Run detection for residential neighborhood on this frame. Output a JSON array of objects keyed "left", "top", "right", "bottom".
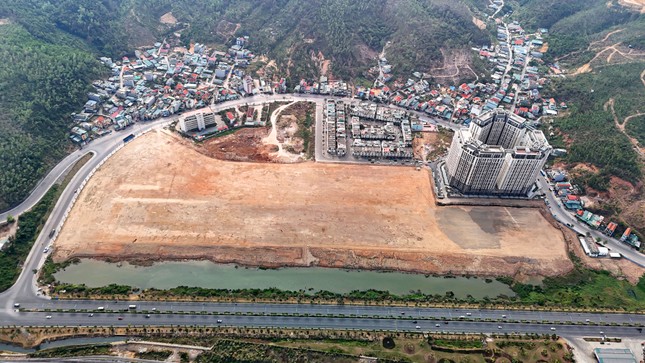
[{"left": 69, "top": 36, "right": 287, "bottom": 144}]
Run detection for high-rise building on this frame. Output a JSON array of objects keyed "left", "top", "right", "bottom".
[
  {"left": 178, "top": 109, "right": 217, "bottom": 132},
  {"left": 445, "top": 109, "right": 551, "bottom": 196}
]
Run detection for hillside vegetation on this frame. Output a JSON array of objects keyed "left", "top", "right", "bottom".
[
  {"left": 552, "top": 62, "right": 644, "bottom": 187},
  {"left": 131, "top": 0, "right": 492, "bottom": 79},
  {"left": 512, "top": 0, "right": 644, "bottom": 60},
  {"left": 0, "top": 23, "right": 102, "bottom": 211}
]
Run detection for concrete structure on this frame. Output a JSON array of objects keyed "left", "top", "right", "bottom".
[
  {"left": 445, "top": 109, "right": 551, "bottom": 196},
  {"left": 593, "top": 348, "right": 637, "bottom": 363},
  {"left": 178, "top": 109, "right": 216, "bottom": 132}
]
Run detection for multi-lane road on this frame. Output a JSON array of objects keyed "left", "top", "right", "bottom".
[{"left": 0, "top": 94, "right": 643, "bottom": 340}]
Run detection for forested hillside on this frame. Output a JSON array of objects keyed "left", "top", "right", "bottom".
[
  {"left": 551, "top": 63, "right": 643, "bottom": 187},
  {"left": 512, "top": 0, "right": 644, "bottom": 59},
  {"left": 126, "top": 0, "right": 492, "bottom": 79},
  {"left": 0, "top": 23, "right": 103, "bottom": 211}
]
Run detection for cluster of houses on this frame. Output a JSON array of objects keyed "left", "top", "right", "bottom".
[
  {"left": 294, "top": 76, "right": 349, "bottom": 96},
  {"left": 351, "top": 20, "right": 563, "bottom": 129},
  {"left": 548, "top": 170, "right": 641, "bottom": 249},
  {"left": 69, "top": 36, "right": 287, "bottom": 144},
  {"left": 324, "top": 99, "right": 415, "bottom": 160}
]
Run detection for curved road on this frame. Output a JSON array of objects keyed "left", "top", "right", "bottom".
[{"left": 0, "top": 94, "right": 643, "bottom": 339}]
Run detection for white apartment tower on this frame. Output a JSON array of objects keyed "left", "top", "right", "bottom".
[
  {"left": 445, "top": 109, "right": 551, "bottom": 196},
  {"left": 178, "top": 109, "right": 217, "bottom": 132}
]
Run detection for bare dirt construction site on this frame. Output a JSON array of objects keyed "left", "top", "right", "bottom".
[
  {"left": 53, "top": 130, "right": 572, "bottom": 277},
  {"left": 190, "top": 127, "right": 279, "bottom": 163}
]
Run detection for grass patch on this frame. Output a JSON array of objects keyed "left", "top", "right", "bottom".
[
  {"left": 509, "top": 264, "right": 645, "bottom": 310},
  {"left": 136, "top": 349, "right": 173, "bottom": 361},
  {"left": 28, "top": 344, "right": 112, "bottom": 358},
  {"left": 432, "top": 339, "right": 483, "bottom": 349},
  {"left": 195, "top": 339, "right": 359, "bottom": 363}
]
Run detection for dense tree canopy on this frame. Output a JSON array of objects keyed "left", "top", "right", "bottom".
[{"left": 0, "top": 24, "right": 102, "bottom": 210}]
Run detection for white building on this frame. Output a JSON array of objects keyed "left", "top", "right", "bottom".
[
  {"left": 178, "top": 109, "right": 217, "bottom": 132},
  {"left": 445, "top": 109, "right": 551, "bottom": 196}
]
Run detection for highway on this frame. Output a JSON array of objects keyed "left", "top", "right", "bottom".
[
  {"left": 3, "top": 311, "right": 643, "bottom": 337},
  {"left": 0, "top": 93, "right": 643, "bottom": 340},
  {"left": 8, "top": 300, "right": 645, "bottom": 326}
]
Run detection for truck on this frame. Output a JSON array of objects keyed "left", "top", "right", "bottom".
[{"left": 123, "top": 134, "right": 135, "bottom": 143}]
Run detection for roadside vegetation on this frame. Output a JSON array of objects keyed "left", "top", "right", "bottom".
[
  {"left": 28, "top": 344, "right": 112, "bottom": 358},
  {"left": 502, "top": 264, "right": 645, "bottom": 311},
  {"left": 136, "top": 349, "right": 173, "bottom": 361},
  {"left": 0, "top": 153, "right": 92, "bottom": 292},
  {"left": 0, "top": 185, "right": 58, "bottom": 292}
]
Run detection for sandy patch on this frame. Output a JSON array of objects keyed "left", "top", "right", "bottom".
[
  {"left": 472, "top": 17, "right": 486, "bottom": 30},
  {"left": 53, "top": 131, "right": 571, "bottom": 277},
  {"left": 618, "top": 0, "right": 645, "bottom": 13},
  {"left": 159, "top": 12, "right": 177, "bottom": 25}
]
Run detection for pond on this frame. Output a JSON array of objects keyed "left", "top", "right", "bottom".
[{"left": 55, "top": 260, "right": 515, "bottom": 299}]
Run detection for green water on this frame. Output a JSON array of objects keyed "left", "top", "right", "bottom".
[{"left": 54, "top": 260, "right": 514, "bottom": 299}]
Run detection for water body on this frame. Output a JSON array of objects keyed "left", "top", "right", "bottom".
[
  {"left": 0, "top": 336, "right": 127, "bottom": 353},
  {"left": 55, "top": 260, "right": 514, "bottom": 299}
]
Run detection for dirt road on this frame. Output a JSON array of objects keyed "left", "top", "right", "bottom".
[{"left": 53, "top": 131, "right": 571, "bottom": 277}]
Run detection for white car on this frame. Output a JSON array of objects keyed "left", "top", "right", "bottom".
[
  {"left": 435, "top": 324, "right": 441, "bottom": 327},
  {"left": 497, "top": 325, "right": 502, "bottom": 329},
  {"left": 46, "top": 315, "right": 52, "bottom": 319},
  {"left": 43, "top": 248, "right": 49, "bottom": 253},
  {"left": 550, "top": 327, "right": 556, "bottom": 331},
  {"left": 217, "top": 319, "right": 223, "bottom": 323},
  {"left": 415, "top": 325, "right": 421, "bottom": 329}
]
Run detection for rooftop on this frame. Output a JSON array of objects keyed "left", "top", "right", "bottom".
[{"left": 594, "top": 348, "right": 637, "bottom": 363}]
